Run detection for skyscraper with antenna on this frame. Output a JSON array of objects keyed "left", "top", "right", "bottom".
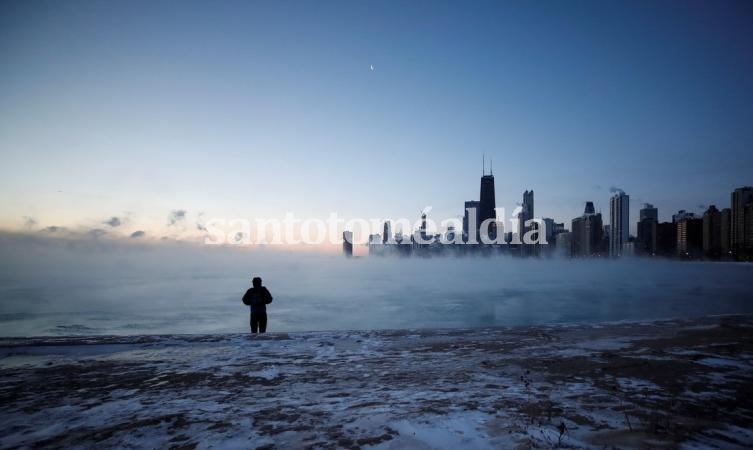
[{"left": 478, "top": 154, "right": 497, "bottom": 242}]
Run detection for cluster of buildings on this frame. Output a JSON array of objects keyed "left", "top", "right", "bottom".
[
  {"left": 555, "top": 187, "right": 753, "bottom": 261},
  {"left": 346, "top": 166, "right": 753, "bottom": 261}
]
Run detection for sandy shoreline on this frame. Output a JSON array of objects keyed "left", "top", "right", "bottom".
[{"left": 1, "top": 316, "right": 753, "bottom": 449}]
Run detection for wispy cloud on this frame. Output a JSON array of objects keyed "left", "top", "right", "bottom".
[
  {"left": 609, "top": 186, "right": 624, "bottom": 194},
  {"left": 168, "top": 209, "right": 187, "bottom": 226},
  {"left": 40, "top": 226, "right": 66, "bottom": 233},
  {"left": 87, "top": 228, "right": 107, "bottom": 238},
  {"left": 103, "top": 216, "right": 122, "bottom": 227},
  {"left": 130, "top": 230, "right": 146, "bottom": 238},
  {"left": 22, "top": 216, "right": 37, "bottom": 230},
  {"left": 196, "top": 211, "right": 207, "bottom": 231}
]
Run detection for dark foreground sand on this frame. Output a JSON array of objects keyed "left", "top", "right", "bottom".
[{"left": 1, "top": 316, "right": 753, "bottom": 449}]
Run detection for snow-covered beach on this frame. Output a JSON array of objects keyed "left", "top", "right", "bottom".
[{"left": 2, "top": 315, "right": 753, "bottom": 449}]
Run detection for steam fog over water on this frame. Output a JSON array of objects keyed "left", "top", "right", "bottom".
[{"left": 1, "top": 237, "right": 752, "bottom": 337}]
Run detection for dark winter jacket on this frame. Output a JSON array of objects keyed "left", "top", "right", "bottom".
[{"left": 242, "top": 287, "right": 273, "bottom": 313}]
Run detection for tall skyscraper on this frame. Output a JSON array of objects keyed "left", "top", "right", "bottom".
[
  {"left": 656, "top": 222, "right": 676, "bottom": 257},
  {"left": 609, "top": 191, "right": 629, "bottom": 257},
  {"left": 519, "top": 190, "right": 534, "bottom": 256},
  {"left": 677, "top": 218, "right": 703, "bottom": 258},
  {"left": 571, "top": 201, "right": 603, "bottom": 257},
  {"left": 731, "top": 186, "right": 753, "bottom": 255},
  {"left": 746, "top": 203, "right": 753, "bottom": 258},
  {"left": 542, "top": 218, "right": 555, "bottom": 244},
  {"left": 463, "top": 200, "right": 480, "bottom": 243},
  {"left": 540, "top": 217, "right": 556, "bottom": 256},
  {"left": 382, "top": 221, "right": 391, "bottom": 244},
  {"left": 479, "top": 171, "right": 496, "bottom": 241},
  {"left": 720, "top": 208, "right": 732, "bottom": 256},
  {"left": 702, "top": 205, "right": 722, "bottom": 259},
  {"left": 640, "top": 203, "right": 658, "bottom": 222},
  {"left": 637, "top": 203, "right": 658, "bottom": 256},
  {"left": 414, "top": 211, "right": 430, "bottom": 250},
  {"left": 342, "top": 231, "right": 353, "bottom": 258}
]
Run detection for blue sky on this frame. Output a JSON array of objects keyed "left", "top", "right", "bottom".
[{"left": 1, "top": 0, "right": 752, "bottom": 241}]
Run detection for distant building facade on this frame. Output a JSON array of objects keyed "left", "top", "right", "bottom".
[
  {"left": 656, "top": 222, "right": 677, "bottom": 257},
  {"left": 555, "top": 231, "right": 572, "bottom": 258},
  {"left": 720, "top": 208, "right": 732, "bottom": 256},
  {"left": 746, "top": 202, "right": 753, "bottom": 260},
  {"left": 542, "top": 218, "right": 555, "bottom": 244},
  {"left": 609, "top": 192, "right": 629, "bottom": 257},
  {"left": 731, "top": 186, "right": 753, "bottom": 258},
  {"left": 571, "top": 201, "right": 603, "bottom": 257},
  {"left": 677, "top": 218, "right": 703, "bottom": 259},
  {"left": 343, "top": 231, "right": 353, "bottom": 257},
  {"left": 519, "top": 190, "right": 534, "bottom": 256},
  {"left": 382, "top": 221, "right": 392, "bottom": 244},
  {"left": 368, "top": 234, "right": 382, "bottom": 256},
  {"left": 702, "top": 205, "right": 722, "bottom": 259},
  {"left": 479, "top": 173, "right": 496, "bottom": 241},
  {"left": 636, "top": 203, "right": 658, "bottom": 256},
  {"left": 463, "top": 200, "right": 480, "bottom": 243}
]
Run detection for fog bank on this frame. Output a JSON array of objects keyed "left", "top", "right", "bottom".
[{"left": 1, "top": 234, "right": 752, "bottom": 336}]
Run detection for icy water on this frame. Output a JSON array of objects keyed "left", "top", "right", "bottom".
[{"left": 1, "top": 240, "right": 752, "bottom": 336}]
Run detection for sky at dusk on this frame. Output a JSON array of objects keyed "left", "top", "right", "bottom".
[{"left": 1, "top": 0, "right": 752, "bottom": 243}]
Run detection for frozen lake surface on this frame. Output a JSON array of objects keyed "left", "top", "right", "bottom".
[
  {"left": 1, "top": 239, "right": 752, "bottom": 336},
  {"left": 1, "top": 316, "right": 752, "bottom": 448}
]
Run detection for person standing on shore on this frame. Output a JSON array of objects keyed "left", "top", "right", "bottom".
[{"left": 242, "top": 276, "right": 273, "bottom": 333}]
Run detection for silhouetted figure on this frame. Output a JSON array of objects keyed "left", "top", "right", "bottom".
[{"left": 242, "top": 276, "right": 273, "bottom": 333}]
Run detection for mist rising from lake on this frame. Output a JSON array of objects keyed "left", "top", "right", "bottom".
[{"left": 1, "top": 236, "right": 752, "bottom": 337}]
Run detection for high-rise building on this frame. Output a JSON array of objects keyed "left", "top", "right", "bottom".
[
  {"left": 463, "top": 200, "right": 480, "bottom": 243},
  {"left": 702, "top": 205, "right": 722, "bottom": 259},
  {"left": 656, "top": 222, "right": 676, "bottom": 257},
  {"left": 342, "top": 231, "right": 353, "bottom": 257},
  {"left": 368, "top": 234, "right": 383, "bottom": 256},
  {"left": 720, "top": 208, "right": 732, "bottom": 256},
  {"left": 609, "top": 191, "right": 629, "bottom": 257},
  {"left": 746, "top": 202, "right": 753, "bottom": 259},
  {"left": 539, "top": 218, "right": 563, "bottom": 256},
  {"left": 556, "top": 231, "right": 571, "bottom": 257},
  {"left": 637, "top": 203, "right": 658, "bottom": 256},
  {"left": 636, "top": 220, "right": 657, "bottom": 256},
  {"left": 677, "top": 218, "right": 703, "bottom": 258},
  {"left": 731, "top": 186, "right": 753, "bottom": 255},
  {"left": 640, "top": 203, "right": 658, "bottom": 222},
  {"left": 542, "top": 218, "right": 555, "bottom": 244},
  {"left": 479, "top": 172, "right": 496, "bottom": 241},
  {"left": 414, "top": 211, "right": 430, "bottom": 250},
  {"left": 519, "top": 190, "right": 534, "bottom": 256},
  {"left": 571, "top": 202, "right": 603, "bottom": 257},
  {"left": 382, "top": 221, "right": 391, "bottom": 244}
]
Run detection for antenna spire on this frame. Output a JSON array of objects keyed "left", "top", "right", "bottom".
[
  {"left": 482, "top": 153, "right": 486, "bottom": 175},
  {"left": 490, "top": 157, "right": 493, "bottom": 175}
]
